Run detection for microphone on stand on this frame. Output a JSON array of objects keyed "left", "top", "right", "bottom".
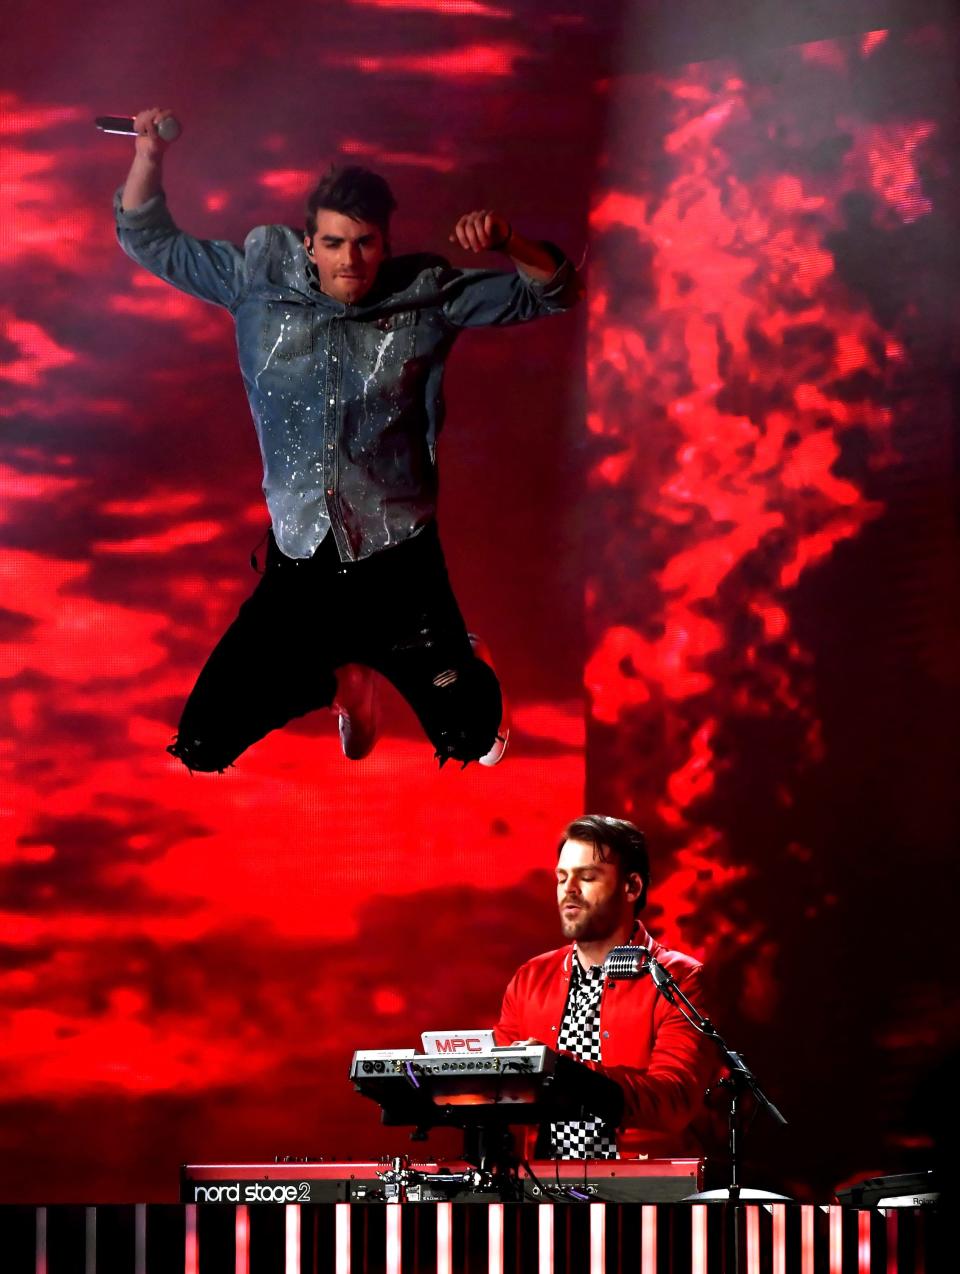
[
  {"left": 604, "top": 944, "right": 677, "bottom": 1002},
  {"left": 94, "top": 115, "right": 181, "bottom": 141},
  {"left": 603, "top": 945, "right": 651, "bottom": 979}
]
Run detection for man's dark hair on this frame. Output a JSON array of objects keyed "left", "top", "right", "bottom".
[
  {"left": 558, "top": 815, "right": 650, "bottom": 913},
  {"left": 305, "top": 166, "right": 398, "bottom": 242}
]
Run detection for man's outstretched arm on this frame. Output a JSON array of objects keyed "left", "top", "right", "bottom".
[{"left": 116, "top": 107, "right": 247, "bottom": 311}]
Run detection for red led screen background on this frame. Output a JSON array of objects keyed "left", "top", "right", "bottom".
[
  {"left": 1, "top": 0, "right": 958, "bottom": 1202},
  {"left": 586, "top": 20, "right": 960, "bottom": 1193}
]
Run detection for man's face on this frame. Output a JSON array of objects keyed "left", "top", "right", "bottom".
[
  {"left": 305, "top": 210, "right": 387, "bottom": 304},
  {"left": 555, "top": 838, "right": 639, "bottom": 944}
]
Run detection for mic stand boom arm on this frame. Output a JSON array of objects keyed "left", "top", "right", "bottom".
[
  {"left": 646, "top": 953, "right": 787, "bottom": 1126},
  {"left": 643, "top": 951, "right": 787, "bottom": 1200}
]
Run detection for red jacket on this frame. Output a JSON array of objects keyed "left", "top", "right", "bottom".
[{"left": 494, "top": 922, "right": 715, "bottom": 1157}]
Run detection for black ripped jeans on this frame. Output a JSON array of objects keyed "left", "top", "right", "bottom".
[{"left": 168, "top": 522, "right": 502, "bottom": 771}]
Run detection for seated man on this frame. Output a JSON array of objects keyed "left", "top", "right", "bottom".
[{"left": 495, "top": 814, "right": 715, "bottom": 1158}]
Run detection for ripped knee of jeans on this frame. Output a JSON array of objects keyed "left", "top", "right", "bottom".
[
  {"left": 166, "top": 734, "right": 237, "bottom": 774},
  {"left": 430, "top": 659, "right": 502, "bottom": 767}
]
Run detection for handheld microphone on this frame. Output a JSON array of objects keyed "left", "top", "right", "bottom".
[{"left": 94, "top": 115, "right": 181, "bottom": 142}]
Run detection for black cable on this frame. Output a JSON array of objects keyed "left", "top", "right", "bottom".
[
  {"left": 249, "top": 525, "right": 271, "bottom": 573},
  {"left": 521, "top": 1158, "right": 554, "bottom": 1201}
]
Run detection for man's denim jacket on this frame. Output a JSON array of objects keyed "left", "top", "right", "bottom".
[{"left": 115, "top": 191, "right": 581, "bottom": 562}]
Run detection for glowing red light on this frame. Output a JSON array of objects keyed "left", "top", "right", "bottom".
[
  {"left": 0, "top": 313, "right": 76, "bottom": 385},
  {"left": 349, "top": 0, "right": 511, "bottom": 15},
  {"left": 861, "top": 30, "right": 889, "bottom": 57},
  {"left": 336, "top": 42, "right": 527, "bottom": 79},
  {"left": 258, "top": 168, "right": 315, "bottom": 198}
]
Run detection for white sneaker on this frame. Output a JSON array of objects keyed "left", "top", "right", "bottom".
[
  {"left": 478, "top": 727, "right": 509, "bottom": 767},
  {"left": 331, "top": 664, "right": 380, "bottom": 760},
  {"left": 469, "top": 633, "right": 511, "bottom": 767}
]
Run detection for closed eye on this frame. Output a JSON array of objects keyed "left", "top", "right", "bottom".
[{"left": 320, "top": 235, "right": 379, "bottom": 249}]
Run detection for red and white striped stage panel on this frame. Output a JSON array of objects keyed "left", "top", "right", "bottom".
[{"left": 1, "top": 1201, "right": 937, "bottom": 1274}]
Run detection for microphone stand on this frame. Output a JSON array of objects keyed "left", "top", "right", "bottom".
[
  {"left": 636, "top": 950, "right": 790, "bottom": 1274},
  {"left": 640, "top": 951, "right": 789, "bottom": 1200}
]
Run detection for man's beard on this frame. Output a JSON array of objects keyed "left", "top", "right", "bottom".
[{"left": 559, "top": 897, "right": 621, "bottom": 943}]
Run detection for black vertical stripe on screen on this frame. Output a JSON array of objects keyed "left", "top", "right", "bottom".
[
  {"left": 196, "top": 1204, "right": 235, "bottom": 1274},
  {"left": 2, "top": 1207, "right": 38, "bottom": 1274},
  {"left": 145, "top": 1205, "right": 185, "bottom": 1274},
  {"left": 94, "top": 1205, "right": 136, "bottom": 1273},
  {"left": 248, "top": 1203, "right": 285, "bottom": 1274},
  {"left": 46, "top": 1205, "right": 86, "bottom": 1274}
]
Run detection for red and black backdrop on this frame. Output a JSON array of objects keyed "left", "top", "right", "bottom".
[{"left": 1, "top": 0, "right": 957, "bottom": 1201}]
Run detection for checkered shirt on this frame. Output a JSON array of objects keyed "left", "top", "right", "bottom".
[{"left": 549, "top": 953, "right": 618, "bottom": 1159}]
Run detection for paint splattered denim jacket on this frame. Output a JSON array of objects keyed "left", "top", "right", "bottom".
[{"left": 115, "top": 189, "right": 580, "bottom": 562}]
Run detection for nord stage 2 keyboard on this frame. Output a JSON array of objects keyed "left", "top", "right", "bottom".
[{"left": 180, "top": 1158, "right": 703, "bottom": 1204}]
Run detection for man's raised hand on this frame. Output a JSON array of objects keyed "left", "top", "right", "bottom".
[
  {"left": 132, "top": 107, "right": 180, "bottom": 161},
  {"left": 447, "top": 212, "right": 561, "bottom": 282},
  {"left": 449, "top": 210, "right": 512, "bottom": 254},
  {"left": 122, "top": 108, "right": 179, "bottom": 211}
]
